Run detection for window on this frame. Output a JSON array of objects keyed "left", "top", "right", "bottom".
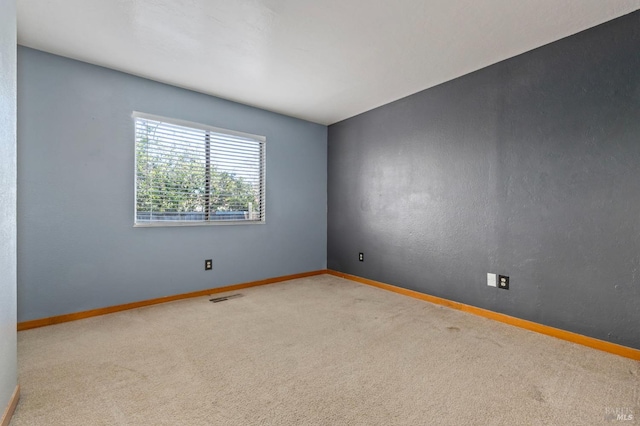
[{"left": 134, "top": 112, "right": 265, "bottom": 226}]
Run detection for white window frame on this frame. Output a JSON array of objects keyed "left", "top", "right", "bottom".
[{"left": 133, "top": 112, "right": 266, "bottom": 227}]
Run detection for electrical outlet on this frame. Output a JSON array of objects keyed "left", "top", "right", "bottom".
[
  {"left": 205, "top": 259, "right": 212, "bottom": 270},
  {"left": 358, "top": 253, "right": 364, "bottom": 262},
  {"left": 498, "top": 275, "right": 509, "bottom": 290}
]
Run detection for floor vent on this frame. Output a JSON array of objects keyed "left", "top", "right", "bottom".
[{"left": 209, "top": 294, "right": 243, "bottom": 303}]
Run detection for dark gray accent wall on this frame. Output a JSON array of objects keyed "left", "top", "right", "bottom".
[
  {"left": 328, "top": 11, "right": 640, "bottom": 349},
  {"left": 0, "top": 0, "right": 17, "bottom": 413},
  {"left": 18, "top": 47, "right": 327, "bottom": 322}
]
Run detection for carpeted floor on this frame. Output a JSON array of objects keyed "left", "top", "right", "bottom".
[{"left": 12, "top": 275, "right": 639, "bottom": 425}]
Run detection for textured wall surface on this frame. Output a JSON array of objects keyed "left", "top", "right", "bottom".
[
  {"left": 17, "top": 47, "right": 327, "bottom": 322},
  {"left": 0, "top": 0, "right": 18, "bottom": 413},
  {"left": 328, "top": 11, "right": 640, "bottom": 349}
]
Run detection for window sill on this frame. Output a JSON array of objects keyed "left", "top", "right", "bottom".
[{"left": 134, "top": 220, "right": 265, "bottom": 228}]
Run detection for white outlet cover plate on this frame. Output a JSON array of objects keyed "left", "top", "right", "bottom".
[{"left": 487, "top": 273, "right": 497, "bottom": 287}]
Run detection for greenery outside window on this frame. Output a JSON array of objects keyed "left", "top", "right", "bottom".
[{"left": 134, "top": 112, "right": 265, "bottom": 226}]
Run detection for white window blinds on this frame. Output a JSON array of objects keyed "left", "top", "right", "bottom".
[{"left": 134, "top": 112, "right": 265, "bottom": 225}]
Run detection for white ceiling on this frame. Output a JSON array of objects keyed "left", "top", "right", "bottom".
[{"left": 17, "top": 0, "right": 640, "bottom": 125}]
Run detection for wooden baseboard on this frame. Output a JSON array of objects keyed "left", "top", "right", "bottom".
[
  {"left": 327, "top": 270, "right": 640, "bottom": 361},
  {"left": 21, "top": 268, "right": 637, "bottom": 360},
  {"left": 0, "top": 385, "right": 19, "bottom": 426},
  {"left": 18, "top": 270, "right": 327, "bottom": 331}
]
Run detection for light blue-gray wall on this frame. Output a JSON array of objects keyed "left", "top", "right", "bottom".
[
  {"left": 0, "top": 0, "right": 18, "bottom": 414},
  {"left": 17, "top": 47, "right": 327, "bottom": 322}
]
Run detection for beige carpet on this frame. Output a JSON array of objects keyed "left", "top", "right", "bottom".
[{"left": 12, "top": 275, "right": 639, "bottom": 425}]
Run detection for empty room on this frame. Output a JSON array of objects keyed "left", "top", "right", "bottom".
[{"left": 2, "top": 1, "right": 640, "bottom": 425}]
